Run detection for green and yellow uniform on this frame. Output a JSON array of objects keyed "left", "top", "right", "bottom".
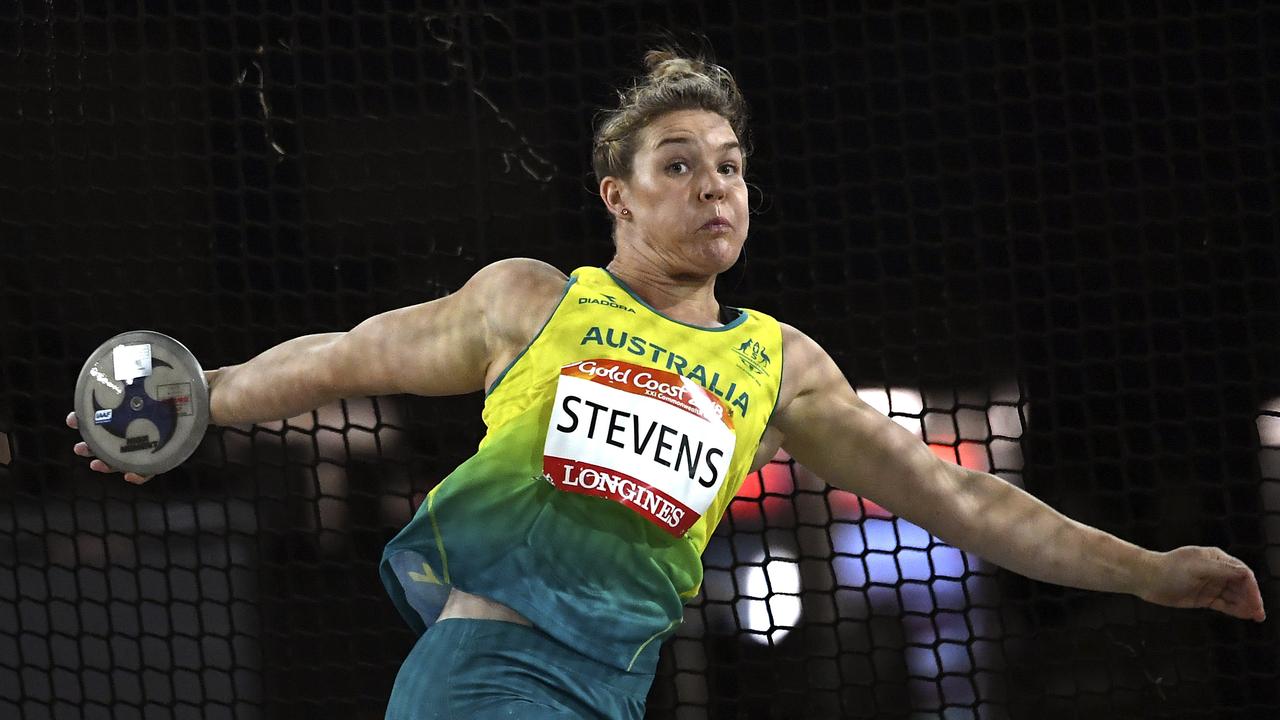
[{"left": 381, "top": 267, "right": 783, "bottom": 716}]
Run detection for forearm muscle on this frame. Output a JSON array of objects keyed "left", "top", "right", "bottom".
[
  {"left": 207, "top": 333, "right": 343, "bottom": 426},
  {"left": 923, "top": 467, "right": 1158, "bottom": 596}
]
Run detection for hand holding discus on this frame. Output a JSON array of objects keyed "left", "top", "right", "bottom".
[{"left": 69, "top": 331, "right": 211, "bottom": 484}]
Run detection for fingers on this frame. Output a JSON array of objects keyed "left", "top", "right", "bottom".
[
  {"left": 1228, "top": 569, "right": 1267, "bottom": 622},
  {"left": 87, "top": 460, "right": 149, "bottom": 484},
  {"left": 1206, "top": 558, "right": 1267, "bottom": 623},
  {"left": 76, "top": 443, "right": 115, "bottom": 473},
  {"left": 1207, "top": 595, "right": 1239, "bottom": 619},
  {"left": 1163, "top": 546, "right": 1268, "bottom": 623},
  {"left": 1216, "top": 554, "right": 1266, "bottom": 620},
  {"left": 71, "top": 411, "right": 154, "bottom": 485},
  {"left": 70, "top": 414, "right": 104, "bottom": 465},
  {"left": 1210, "top": 593, "right": 1266, "bottom": 623}
]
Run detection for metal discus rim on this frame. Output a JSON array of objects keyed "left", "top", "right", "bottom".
[{"left": 73, "top": 330, "right": 210, "bottom": 476}]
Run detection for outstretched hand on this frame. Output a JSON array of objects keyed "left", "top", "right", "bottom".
[
  {"left": 66, "top": 412, "right": 153, "bottom": 485},
  {"left": 1140, "top": 545, "right": 1266, "bottom": 622}
]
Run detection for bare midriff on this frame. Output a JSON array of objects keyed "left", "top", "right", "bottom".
[{"left": 437, "top": 587, "right": 532, "bottom": 626}]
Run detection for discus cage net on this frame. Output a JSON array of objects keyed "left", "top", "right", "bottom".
[{"left": 2, "top": 2, "right": 1279, "bottom": 719}]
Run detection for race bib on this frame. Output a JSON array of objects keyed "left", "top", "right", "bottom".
[{"left": 543, "top": 358, "right": 737, "bottom": 536}]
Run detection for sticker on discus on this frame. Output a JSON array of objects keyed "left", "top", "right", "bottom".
[
  {"left": 157, "top": 382, "right": 194, "bottom": 417},
  {"left": 112, "top": 343, "right": 153, "bottom": 384}
]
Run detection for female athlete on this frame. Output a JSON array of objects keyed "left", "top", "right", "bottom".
[{"left": 70, "top": 50, "right": 1265, "bottom": 719}]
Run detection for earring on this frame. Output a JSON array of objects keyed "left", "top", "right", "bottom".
[{"left": 620, "top": 208, "right": 630, "bottom": 216}]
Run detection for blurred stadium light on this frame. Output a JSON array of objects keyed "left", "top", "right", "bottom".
[{"left": 714, "top": 383, "right": 1028, "bottom": 717}]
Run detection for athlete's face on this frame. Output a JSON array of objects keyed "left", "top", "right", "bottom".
[{"left": 603, "top": 110, "right": 749, "bottom": 277}]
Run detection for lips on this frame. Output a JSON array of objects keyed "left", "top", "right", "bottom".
[{"left": 701, "top": 217, "right": 733, "bottom": 232}]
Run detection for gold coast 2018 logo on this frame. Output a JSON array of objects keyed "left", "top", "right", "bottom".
[{"left": 733, "top": 338, "right": 772, "bottom": 377}]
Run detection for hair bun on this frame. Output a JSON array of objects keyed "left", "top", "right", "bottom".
[{"left": 643, "top": 49, "right": 706, "bottom": 82}]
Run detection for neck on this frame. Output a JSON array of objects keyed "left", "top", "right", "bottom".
[{"left": 605, "top": 259, "right": 724, "bottom": 328}]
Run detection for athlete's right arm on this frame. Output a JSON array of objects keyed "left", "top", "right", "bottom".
[
  {"left": 69, "top": 258, "right": 568, "bottom": 480},
  {"left": 207, "top": 258, "right": 565, "bottom": 424}
]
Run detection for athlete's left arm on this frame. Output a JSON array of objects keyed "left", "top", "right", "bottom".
[{"left": 768, "top": 323, "right": 1265, "bottom": 622}]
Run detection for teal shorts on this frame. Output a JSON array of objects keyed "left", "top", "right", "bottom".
[{"left": 385, "top": 619, "right": 654, "bottom": 719}]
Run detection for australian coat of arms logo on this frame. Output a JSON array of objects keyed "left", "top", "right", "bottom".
[{"left": 733, "top": 338, "right": 772, "bottom": 378}]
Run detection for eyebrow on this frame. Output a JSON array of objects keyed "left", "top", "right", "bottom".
[{"left": 653, "top": 137, "right": 742, "bottom": 153}]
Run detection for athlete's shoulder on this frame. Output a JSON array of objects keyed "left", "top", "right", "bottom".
[
  {"left": 778, "top": 321, "right": 813, "bottom": 347},
  {"left": 463, "top": 258, "right": 571, "bottom": 357},
  {"left": 467, "top": 257, "right": 569, "bottom": 298},
  {"left": 778, "top": 321, "right": 833, "bottom": 369},
  {"left": 771, "top": 322, "right": 840, "bottom": 414}
]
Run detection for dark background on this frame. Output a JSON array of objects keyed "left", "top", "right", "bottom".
[{"left": 1, "top": 1, "right": 1277, "bottom": 718}]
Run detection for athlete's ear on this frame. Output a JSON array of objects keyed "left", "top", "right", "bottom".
[{"left": 600, "top": 177, "right": 629, "bottom": 221}]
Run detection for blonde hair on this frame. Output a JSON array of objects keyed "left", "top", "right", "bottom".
[{"left": 593, "top": 49, "right": 749, "bottom": 184}]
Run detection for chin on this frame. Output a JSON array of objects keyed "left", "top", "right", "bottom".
[{"left": 698, "top": 239, "right": 745, "bottom": 275}]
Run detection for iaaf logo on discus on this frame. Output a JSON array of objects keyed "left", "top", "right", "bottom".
[
  {"left": 733, "top": 338, "right": 772, "bottom": 376},
  {"left": 579, "top": 293, "right": 636, "bottom": 313}
]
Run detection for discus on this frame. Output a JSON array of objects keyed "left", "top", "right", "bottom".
[{"left": 73, "top": 331, "right": 210, "bottom": 477}]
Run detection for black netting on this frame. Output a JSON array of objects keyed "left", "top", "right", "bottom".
[{"left": 2, "top": 2, "right": 1278, "bottom": 718}]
